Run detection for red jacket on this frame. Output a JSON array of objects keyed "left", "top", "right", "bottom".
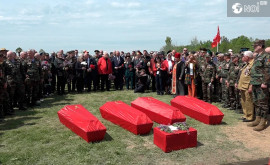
[
  {"left": 162, "top": 60, "right": 175, "bottom": 74},
  {"left": 98, "top": 57, "right": 112, "bottom": 74},
  {"left": 152, "top": 62, "right": 166, "bottom": 76}
]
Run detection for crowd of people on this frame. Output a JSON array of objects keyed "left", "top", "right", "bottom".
[{"left": 0, "top": 40, "right": 269, "bottom": 131}]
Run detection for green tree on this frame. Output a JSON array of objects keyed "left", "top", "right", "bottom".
[
  {"left": 219, "top": 36, "right": 230, "bottom": 53},
  {"left": 230, "top": 35, "right": 252, "bottom": 53},
  {"left": 161, "top": 36, "right": 174, "bottom": 53}
]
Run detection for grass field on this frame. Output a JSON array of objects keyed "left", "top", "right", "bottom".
[{"left": 0, "top": 90, "right": 269, "bottom": 165}]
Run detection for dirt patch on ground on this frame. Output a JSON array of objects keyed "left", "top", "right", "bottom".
[{"left": 223, "top": 117, "right": 270, "bottom": 154}]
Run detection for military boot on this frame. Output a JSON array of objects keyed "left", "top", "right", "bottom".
[
  {"left": 247, "top": 116, "right": 261, "bottom": 127},
  {"left": 253, "top": 118, "right": 268, "bottom": 131}
]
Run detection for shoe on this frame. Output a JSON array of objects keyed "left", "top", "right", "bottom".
[
  {"left": 253, "top": 118, "right": 267, "bottom": 131},
  {"left": 243, "top": 118, "right": 253, "bottom": 122},
  {"left": 247, "top": 116, "right": 261, "bottom": 127},
  {"left": 239, "top": 117, "right": 246, "bottom": 121}
]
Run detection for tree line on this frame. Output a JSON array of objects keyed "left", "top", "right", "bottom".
[{"left": 161, "top": 35, "right": 270, "bottom": 54}]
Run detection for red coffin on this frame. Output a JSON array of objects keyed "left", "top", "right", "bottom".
[
  {"left": 99, "top": 101, "right": 153, "bottom": 135},
  {"left": 58, "top": 104, "right": 106, "bottom": 143},
  {"left": 131, "top": 97, "right": 186, "bottom": 124},
  {"left": 154, "top": 127, "right": 197, "bottom": 153},
  {"left": 171, "top": 96, "right": 224, "bottom": 125}
]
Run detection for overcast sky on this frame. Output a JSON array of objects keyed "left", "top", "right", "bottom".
[{"left": 0, "top": 0, "right": 269, "bottom": 53}]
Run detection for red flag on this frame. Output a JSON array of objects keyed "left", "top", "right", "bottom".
[{"left": 211, "top": 26, "right": 220, "bottom": 48}]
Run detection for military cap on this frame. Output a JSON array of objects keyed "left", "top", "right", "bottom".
[
  {"left": 94, "top": 50, "right": 100, "bottom": 53},
  {"left": 253, "top": 40, "right": 265, "bottom": 47},
  {"left": 217, "top": 53, "right": 224, "bottom": 57},
  {"left": 0, "top": 48, "right": 8, "bottom": 52},
  {"left": 232, "top": 53, "right": 240, "bottom": 58}
]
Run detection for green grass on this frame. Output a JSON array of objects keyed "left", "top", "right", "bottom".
[{"left": 0, "top": 90, "right": 257, "bottom": 164}]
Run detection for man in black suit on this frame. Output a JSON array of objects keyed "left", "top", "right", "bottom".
[{"left": 112, "top": 51, "right": 124, "bottom": 90}]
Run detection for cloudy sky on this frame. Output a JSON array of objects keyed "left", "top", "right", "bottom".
[{"left": 0, "top": 0, "right": 269, "bottom": 53}]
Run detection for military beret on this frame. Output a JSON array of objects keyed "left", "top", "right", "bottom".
[{"left": 240, "top": 48, "right": 249, "bottom": 53}]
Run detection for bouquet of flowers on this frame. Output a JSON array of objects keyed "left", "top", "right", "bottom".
[{"left": 158, "top": 122, "right": 190, "bottom": 134}]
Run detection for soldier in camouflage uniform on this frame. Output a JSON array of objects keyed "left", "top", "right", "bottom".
[
  {"left": 25, "top": 50, "right": 42, "bottom": 106},
  {"left": 215, "top": 53, "right": 225, "bottom": 102},
  {"left": 227, "top": 54, "right": 241, "bottom": 111},
  {"left": 196, "top": 48, "right": 207, "bottom": 99},
  {"left": 220, "top": 53, "right": 231, "bottom": 108},
  {"left": 201, "top": 54, "right": 216, "bottom": 103},
  {"left": 248, "top": 40, "right": 270, "bottom": 131},
  {"left": 4, "top": 51, "right": 26, "bottom": 110}
]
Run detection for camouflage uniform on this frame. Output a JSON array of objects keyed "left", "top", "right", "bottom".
[
  {"left": 250, "top": 51, "right": 270, "bottom": 119},
  {"left": 215, "top": 60, "right": 224, "bottom": 102},
  {"left": 0, "top": 61, "right": 6, "bottom": 118},
  {"left": 25, "top": 58, "right": 42, "bottom": 106},
  {"left": 227, "top": 58, "right": 241, "bottom": 110},
  {"left": 4, "top": 59, "right": 26, "bottom": 110},
  {"left": 220, "top": 59, "right": 231, "bottom": 108},
  {"left": 201, "top": 56, "right": 216, "bottom": 103},
  {"left": 197, "top": 55, "right": 206, "bottom": 99}
]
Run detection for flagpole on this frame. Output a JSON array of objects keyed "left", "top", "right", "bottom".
[{"left": 217, "top": 41, "right": 219, "bottom": 52}]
